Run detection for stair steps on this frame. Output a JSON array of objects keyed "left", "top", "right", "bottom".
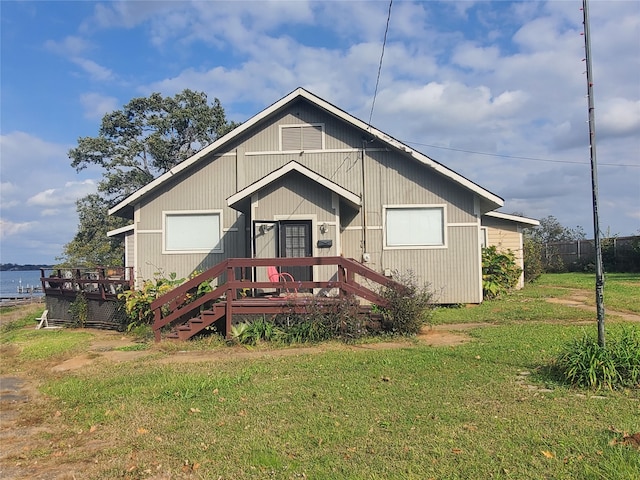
[{"left": 166, "top": 305, "right": 226, "bottom": 340}]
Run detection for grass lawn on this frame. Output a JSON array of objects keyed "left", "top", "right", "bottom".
[
  {"left": 1, "top": 274, "right": 638, "bottom": 479},
  {"left": 535, "top": 272, "right": 640, "bottom": 314}
]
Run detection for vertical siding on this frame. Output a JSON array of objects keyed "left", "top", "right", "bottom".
[
  {"left": 131, "top": 97, "right": 486, "bottom": 302},
  {"left": 125, "top": 232, "right": 134, "bottom": 269},
  {"left": 134, "top": 151, "right": 246, "bottom": 282},
  {"left": 482, "top": 217, "right": 525, "bottom": 288},
  {"left": 135, "top": 227, "right": 245, "bottom": 283}
]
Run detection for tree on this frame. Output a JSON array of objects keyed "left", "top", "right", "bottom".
[
  {"left": 524, "top": 215, "right": 587, "bottom": 274},
  {"left": 69, "top": 89, "right": 239, "bottom": 204},
  {"left": 58, "top": 195, "right": 128, "bottom": 266},
  {"left": 526, "top": 215, "right": 586, "bottom": 244},
  {"left": 60, "top": 90, "right": 239, "bottom": 266}
]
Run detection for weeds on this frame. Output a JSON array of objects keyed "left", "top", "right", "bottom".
[
  {"left": 555, "top": 327, "right": 640, "bottom": 390},
  {"left": 378, "top": 270, "right": 434, "bottom": 335}
]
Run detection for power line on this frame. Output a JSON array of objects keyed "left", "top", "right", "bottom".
[
  {"left": 402, "top": 139, "right": 639, "bottom": 168},
  {"left": 368, "top": 0, "right": 393, "bottom": 129}
]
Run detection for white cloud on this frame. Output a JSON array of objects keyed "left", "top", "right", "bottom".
[
  {"left": 27, "top": 180, "right": 97, "bottom": 208},
  {"left": 598, "top": 98, "right": 640, "bottom": 138},
  {"left": 80, "top": 92, "right": 120, "bottom": 120},
  {"left": 0, "top": 218, "right": 35, "bottom": 239},
  {"left": 44, "top": 35, "right": 92, "bottom": 57},
  {"left": 71, "top": 57, "right": 115, "bottom": 82}
]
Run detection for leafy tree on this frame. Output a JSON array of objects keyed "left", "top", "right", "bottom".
[
  {"left": 58, "top": 195, "right": 128, "bottom": 267},
  {"left": 69, "top": 89, "right": 239, "bottom": 204},
  {"left": 524, "top": 215, "right": 587, "bottom": 274},
  {"left": 60, "top": 90, "right": 239, "bottom": 266},
  {"left": 526, "top": 215, "right": 586, "bottom": 244}
]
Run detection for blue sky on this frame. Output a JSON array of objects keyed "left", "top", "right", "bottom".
[{"left": 1, "top": 0, "right": 639, "bottom": 265}]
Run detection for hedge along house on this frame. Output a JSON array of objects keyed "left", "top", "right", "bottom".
[{"left": 109, "top": 88, "right": 527, "bottom": 304}]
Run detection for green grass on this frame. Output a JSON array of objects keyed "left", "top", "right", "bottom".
[
  {"left": 1, "top": 276, "right": 638, "bottom": 479},
  {"left": 39, "top": 323, "right": 639, "bottom": 479},
  {"left": 433, "top": 273, "right": 640, "bottom": 325},
  {"left": 0, "top": 327, "right": 93, "bottom": 362},
  {"left": 536, "top": 272, "right": 640, "bottom": 314}
]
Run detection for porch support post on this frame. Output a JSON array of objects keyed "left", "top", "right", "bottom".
[{"left": 225, "top": 264, "right": 235, "bottom": 339}]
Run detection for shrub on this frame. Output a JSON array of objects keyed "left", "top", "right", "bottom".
[
  {"left": 229, "top": 295, "right": 368, "bottom": 345},
  {"left": 119, "top": 271, "right": 185, "bottom": 330},
  {"left": 482, "top": 246, "right": 521, "bottom": 299},
  {"left": 378, "top": 271, "right": 434, "bottom": 335},
  {"left": 523, "top": 237, "right": 544, "bottom": 283},
  {"left": 555, "top": 327, "right": 640, "bottom": 390},
  {"left": 68, "top": 291, "right": 88, "bottom": 328}
]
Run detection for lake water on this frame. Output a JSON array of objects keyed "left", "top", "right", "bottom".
[{"left": 0, "top": 270, "right": 44, "bottom": 298}]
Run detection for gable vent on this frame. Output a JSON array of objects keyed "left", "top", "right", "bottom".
[{"left": 281, "top": 124, "right": 323, "bottom": 151}]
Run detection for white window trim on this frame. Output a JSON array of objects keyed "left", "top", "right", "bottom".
[
  {"left": 279, "top": 123, "right": 325, "bottom": 152},
  {"left": 162, "top": 209, "right": 224, "bottom": 254},
  {"left": 383, "top": 204, "right": 447, "bottom": 250},
  {"left": 480, "top": 227, "right": 488, "bottom": 249}
]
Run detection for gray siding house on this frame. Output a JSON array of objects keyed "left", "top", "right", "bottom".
[{"left": 109, "top": 88, "right": 519, "bottom": 304}]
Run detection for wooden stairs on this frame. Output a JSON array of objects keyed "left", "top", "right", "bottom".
[{"left": 151, "top": 257, "right": 403, "bottom": 342}]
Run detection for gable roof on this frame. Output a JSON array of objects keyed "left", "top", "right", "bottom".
[
  {"left": 227, "top": 161, "right": 361, "bottom": 211},
  {"left": 484, "top": 211, "right": 540, "bottom": 226},
  {"left": 109, "top": 87, "right": 503, "bottom": 217}
]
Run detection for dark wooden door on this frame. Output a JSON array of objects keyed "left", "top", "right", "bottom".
[{"left": 279, "top": 220, "right": 312, "bottom": 284}]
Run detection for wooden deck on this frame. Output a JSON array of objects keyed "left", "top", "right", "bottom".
[
  {"left": 40, "top": 267, "right": 134, "bottom": 301},
  {"left": 151, "top": 257, "right": 402, "bottom": 341}
]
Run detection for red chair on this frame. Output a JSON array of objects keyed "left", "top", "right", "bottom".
[{"left": 267, "top": 266, "right": 297, "bottom": 297}]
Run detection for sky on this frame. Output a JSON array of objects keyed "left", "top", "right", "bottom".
[{"left": 1, "top": 0, "right": 639, "bottom": 265}]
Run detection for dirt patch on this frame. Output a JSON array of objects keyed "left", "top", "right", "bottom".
[
  {"left": 546, "top": 295, "right": 640, "bottom": 322},
  {"left": 152, "top": 327, "right": 474, "bottom": 365}
]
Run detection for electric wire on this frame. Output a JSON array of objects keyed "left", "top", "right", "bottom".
[
  {"left": 402, "top": 140, "right": 639, "bottom": 168},
  {"left": 367, "top": 0, "right": 393, "bottom": 129}
]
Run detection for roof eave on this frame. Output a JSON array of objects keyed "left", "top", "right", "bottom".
[{"left": 485, "top": 211, "right": 540, "bottom": 226}]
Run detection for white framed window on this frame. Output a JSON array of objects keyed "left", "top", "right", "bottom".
[
  {"left": 480, "top": 227, "right": 488, "bottom": 249},
  {"left": 163, "top": 210, "right": 223, "bottom": 253},
  {"left": 280, "top": 124, "right": 324, "bottom": 151},
  {"left": 384, "top": 205, "right": 446, "bottom": 249}
]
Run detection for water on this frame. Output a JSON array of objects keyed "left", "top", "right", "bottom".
[{"left": 0, "top": 270, "right": 44, "bottom": 299}]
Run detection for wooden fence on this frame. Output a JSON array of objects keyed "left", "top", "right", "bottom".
[{"left": 544, "top": 236, "right": 640, "bottom": 272}]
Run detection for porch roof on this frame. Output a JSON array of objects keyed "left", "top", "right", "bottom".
[{"left": 227, "top": 160, "right": 361, "bottom": 211}]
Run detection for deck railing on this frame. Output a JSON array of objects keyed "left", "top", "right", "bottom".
[
  {"left": 41, "top": 267, "right": 134, "bottom": 300},
  {"left": 150, "top": 257, "right": 403, "bottom": 341}
]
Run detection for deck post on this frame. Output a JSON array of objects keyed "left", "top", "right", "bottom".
[
  {"left": 153, "top": 308, "right": 162, "bottom": 342},
  {"left": 225, "top": 264, "right": 235, "bottom": 338}
]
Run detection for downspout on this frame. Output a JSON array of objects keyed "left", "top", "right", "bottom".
[{"left": 360, "top": 140, "right": 367, "bottom": 261}]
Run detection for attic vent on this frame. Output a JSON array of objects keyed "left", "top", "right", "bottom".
[{"left": 281, "top": 124, "right": 323, "bottom": 151}]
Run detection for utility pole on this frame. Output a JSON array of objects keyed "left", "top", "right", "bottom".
[{"left": 582, "top": 0, "right": 606, "bottom": 347}]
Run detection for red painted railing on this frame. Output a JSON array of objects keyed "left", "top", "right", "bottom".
[{"left": 150, "top": 257, "right": 402, "bottom": 341}]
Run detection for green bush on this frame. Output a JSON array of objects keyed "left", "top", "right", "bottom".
[
  {"left": 523, "top": 237, "right": 544, "bottom": 283},
  {"left": 119, "top": 271, "right": 185, "bottom": 330},
  {"left": 228, "top": 296, "right": 368, "bottom": 345},
  {"left": 482, "top": 246, "right": 522, "bottom": 299},
  {"left": 378, "top": 271, "right": 434, "bottom": 335},
  {"left": 555, "top": 327, "right": 640, "bottom": 390},
  {"left": 68, "top": 292, "right": 88, "bottom": 328}
]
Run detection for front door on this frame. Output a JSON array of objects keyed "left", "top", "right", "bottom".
[{"left": 279, "top": 220, "right": 312, "bottom": 284}]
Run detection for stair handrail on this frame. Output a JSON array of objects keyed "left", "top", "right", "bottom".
[{"left": 150, "top": 256, "right": 408, "bottom": 340}]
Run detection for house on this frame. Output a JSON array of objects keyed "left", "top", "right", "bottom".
[
  {"left": 109, "top": 88, "right": 535, "bottom": 304},
  {"left": 481, "top": 212, "right": 540, "bottom": 288}
]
